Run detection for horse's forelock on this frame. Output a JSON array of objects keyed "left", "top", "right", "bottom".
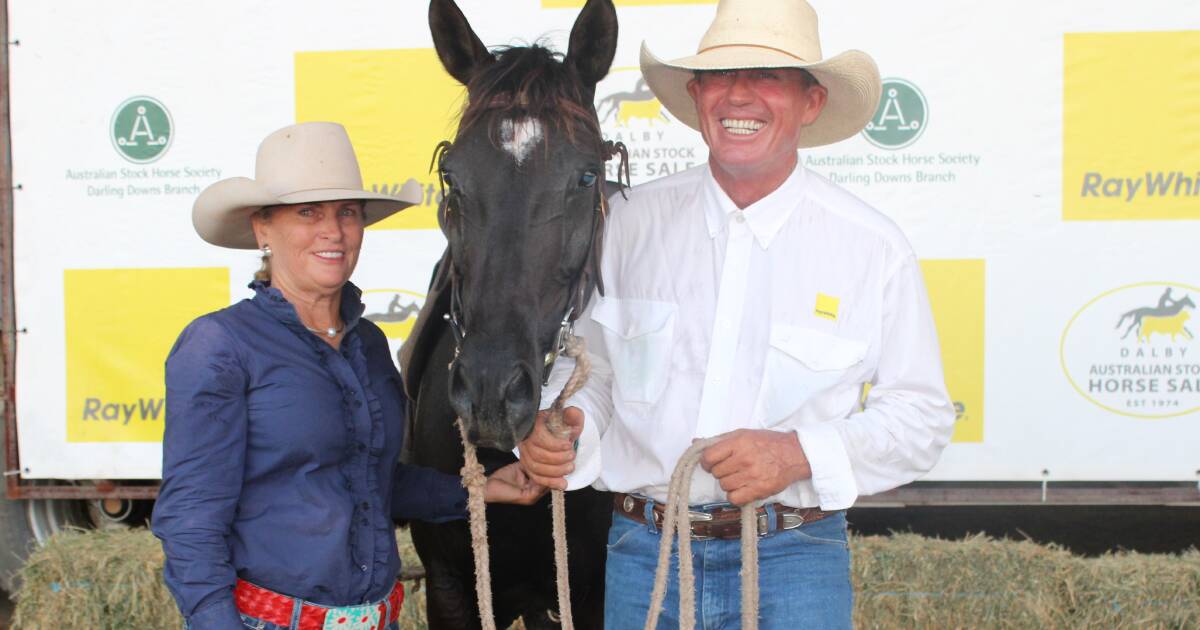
[{"left": 456, "top": 45, "right": 602, "bottom": 153}]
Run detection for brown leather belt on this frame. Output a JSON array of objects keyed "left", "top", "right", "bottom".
[{"left": 613, "top": 493, "right": 838, "bottom": 541}]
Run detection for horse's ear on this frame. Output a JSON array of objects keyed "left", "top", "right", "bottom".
[
  {"left": 429, "top": 0, "right": 494, "bottom": 86},
  {"left": 565, "top": 0, "right": 618, "bottom": 88}
]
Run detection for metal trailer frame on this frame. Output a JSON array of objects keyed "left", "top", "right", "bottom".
[{"left": 0, "top": 0, "right": 1195, "bottom": 506}]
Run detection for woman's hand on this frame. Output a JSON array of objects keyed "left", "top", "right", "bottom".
[{"left": 484, "top": 462, "right": 548, "bottom": 505}]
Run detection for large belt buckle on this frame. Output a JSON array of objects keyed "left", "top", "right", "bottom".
[
  {"left": 781, "top": 511, "right": 806, "bottom": 531},
  {"left": 688, "top": 510, "right": 714, "bottom": 541}
]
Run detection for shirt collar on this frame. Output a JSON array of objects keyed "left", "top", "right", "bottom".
[
  {"left": 702, "top": 161, "right": 807, "bottom": 250},
  {"left": 250, "top": 279, "right": 366, "bottom": 335}
]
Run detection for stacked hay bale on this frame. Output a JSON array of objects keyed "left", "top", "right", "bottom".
[
  {"left": 854, "top": 532, "right": 1200, "bottom": 628},
  {"left": 12, "top": 529, "right": 1199, "bottom": 629}
]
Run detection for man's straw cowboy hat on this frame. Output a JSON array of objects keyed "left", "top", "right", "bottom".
[
  {"left": 193, "top": 122, "right": 422, "bottom": 249},
  {"left": 640, "top": 0, "right": 882, "bottom": 148}
]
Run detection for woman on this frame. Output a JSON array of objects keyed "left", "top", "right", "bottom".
[{"left": 152, "top": 122, "right": 542, "bottom": 630}]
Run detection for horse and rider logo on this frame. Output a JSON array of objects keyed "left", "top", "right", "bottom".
[
  {"left": 862, "top": 78, "right": 927, "bottom": 150},
  {"left": 363, "top": 290, "right": 424, "bottom": 341},
  {"left": 1060, "top": 282, "right": 1200, "bottom": 419},
  {"left": 596, "top": 78, "right": 670, "bottom": 127},
  {"left": 1115, "top": 288, "right": 1195, "bottom": 343},
  {"left": 110, "top": 96, "right": 173, "bottom": 164}
]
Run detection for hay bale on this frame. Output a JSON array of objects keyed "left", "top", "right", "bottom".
[
  {"left": 12, "top": 527, "right": 178, "bottom": 630},
  {"left": 11, "top": 527, "right": 1199, "bottom": 629},
  {"left": 1063, "top": 549, "right": 1200, "bottom": 628},
  {"left": 853, "top": 533, "right": 1077, "bottom": 629}
]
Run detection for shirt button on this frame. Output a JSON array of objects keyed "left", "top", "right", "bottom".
[
  {"left": 360, "top": 565, "right": 368, "bottom": 572},
  {"left": 735, "top": 212, "right": 746, "bottom": 224}
]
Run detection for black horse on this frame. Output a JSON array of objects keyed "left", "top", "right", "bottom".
[{"left": 400, "top": 1, "right": 619, "bottom": 627}]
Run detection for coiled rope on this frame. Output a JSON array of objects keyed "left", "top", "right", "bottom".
[
  {"left": 458, "top": 334, "right": 591, "bottom": 630},
  {"left": 642, "top": 442, "right": 760, "bottom": 630}
]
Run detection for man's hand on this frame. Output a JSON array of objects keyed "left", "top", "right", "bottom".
[
  {"left": 700, "top": 429, "right": 812, "bottom": 506},
  {"left": 516, "top": 406, "right": 584, "bottom": 491},
  {"left": 484, "top": 462, "right": 548, "bottom": 505}
]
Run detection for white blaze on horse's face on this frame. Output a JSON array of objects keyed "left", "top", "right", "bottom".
[{"left": 499, "top": 118, "right": 544, "bottom": 166}]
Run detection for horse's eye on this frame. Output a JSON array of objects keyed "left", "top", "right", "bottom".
[
  {"left": 441, "top": 171, "right": 457, "bottom": 190},
  {"left": 579, "top": 171, "right": 598, "bottom": 188}
]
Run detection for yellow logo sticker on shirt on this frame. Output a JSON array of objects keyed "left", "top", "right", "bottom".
[{"left": 814, "top": 293, "right": 840, "bottom": 321}]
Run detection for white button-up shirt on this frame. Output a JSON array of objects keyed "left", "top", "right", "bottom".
[{"left": 542, "top": 163, "right": 954, "bottom": 510}]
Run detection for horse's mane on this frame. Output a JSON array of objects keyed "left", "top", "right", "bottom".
[{"left": 457, "top": 44, "right": 603, "bottom": 150}]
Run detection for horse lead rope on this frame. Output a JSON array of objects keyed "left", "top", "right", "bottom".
[
  {"left": 459, "top": 336, "right": 761, "bottom": 630},
  {"left": 642, "top": 442, "right": 759, "bottom": 630},
  {"left": 458, "top": 334, "right": 591, "bottom": 630}
]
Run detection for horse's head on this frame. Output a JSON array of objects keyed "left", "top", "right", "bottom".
[
  {"left": 429, "top": 0, "right": 618, "bottom": 450},
  {"left": 1181, "top": 295, "right": 1196, "bottom": 310}
]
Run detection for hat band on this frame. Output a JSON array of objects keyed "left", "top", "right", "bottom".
[{"left": 695, "top": 43, "right": 814, "bottom": 65}]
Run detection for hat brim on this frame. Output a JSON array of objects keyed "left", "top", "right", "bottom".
[
  {"left": 192, "top": 178, "right": 423, "bottom": 249},
  {"left": 639, "top": 42, "right": 882, "bottom": 148}
]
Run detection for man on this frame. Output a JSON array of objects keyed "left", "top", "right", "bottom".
[{"left": 520, "top": 0, "right": 955, "bottom": 627}]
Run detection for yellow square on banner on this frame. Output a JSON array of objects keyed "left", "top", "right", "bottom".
[
  {"left": 296, "top": 49, "right": 465, "bottom": 231},
  {"left": 1063, "top": 31, "right": 1200, "bottom": 220},
  {"left": 65, "top": 268, "right": 229, "bottom": 442},
  {"left": 543, "top": 0, "right": 714, "bottom": 6},
  {"left": 920, "top": 260, "right": 985, "bottom": 443}
]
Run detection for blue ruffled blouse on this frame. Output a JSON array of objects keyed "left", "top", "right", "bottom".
[{"left": 152, "top": 281, "right": 466, "bottom": 629}]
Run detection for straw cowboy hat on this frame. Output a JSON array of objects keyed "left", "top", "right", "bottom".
[
  {"left": 193, "top": 121, "right": 422, "bottom": 249},
  {"left": 640, "top": 0, "right": 882, "bottom": 148}
]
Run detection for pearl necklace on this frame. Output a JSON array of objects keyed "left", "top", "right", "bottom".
[{"left": 304, "top": 323, "right": 345, "bottom": 338}]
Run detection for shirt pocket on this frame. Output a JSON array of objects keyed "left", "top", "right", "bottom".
[
  {"left": 591, "top": 298, "right": 677, "bottom": 404},
  {"left": 756, "top": 325, "right": 868, "bottom": 426}
]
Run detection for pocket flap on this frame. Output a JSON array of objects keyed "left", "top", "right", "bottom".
[
  {"left": 591, "top": 298, "right": 677, "bottom": 340},
  {"left": 769, "top": 326, "right": 867, "bottom": 371}
]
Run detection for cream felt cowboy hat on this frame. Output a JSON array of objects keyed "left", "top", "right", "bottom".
[
  {"left": 640, "top": 0, "right": 882, "bottom": 148},
  {"left": 193, "top": 121, "right": 422, "bottom": 249}
]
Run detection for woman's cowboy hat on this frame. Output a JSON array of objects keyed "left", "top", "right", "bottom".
[
  {"left": 193, "top": 121, "right": 422, "bottom": 249},
  {"left": 640, "top": 0, "right": 882, "bottom": 148}
]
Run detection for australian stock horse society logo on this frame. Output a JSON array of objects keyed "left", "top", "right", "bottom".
[
  {"left": 1061, "top": 283, "right": 1200, "bottom": 418},
  {"left": 110, "top": 96, "right": 173, "bottom": 164},
  {"left": 861, "top": 78, "right": 927, "bottom": 150}
]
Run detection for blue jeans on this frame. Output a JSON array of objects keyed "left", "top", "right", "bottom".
[{"left": 604, "top": 508, "right": 852, "bottom": 629}]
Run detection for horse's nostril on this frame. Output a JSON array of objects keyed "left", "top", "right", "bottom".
[{"left": 504, "top": 366, "right": 535, "bottom": 407}]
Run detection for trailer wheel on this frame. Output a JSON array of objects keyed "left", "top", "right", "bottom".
[{"left": 0, "top": 489, "right": 35, "bottom": 593}]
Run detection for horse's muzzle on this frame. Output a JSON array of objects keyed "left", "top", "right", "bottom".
[{"left": 448, "top": 357, "right": 538, "bottom": 451}]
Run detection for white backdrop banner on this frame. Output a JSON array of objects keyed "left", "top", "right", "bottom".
[{"left": 7, "top": 1, "right": 1199, "bottom": 481}]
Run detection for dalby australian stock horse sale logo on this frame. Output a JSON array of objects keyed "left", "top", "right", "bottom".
[
  {"left": 1061, "top": 283, "right": 1200, "bottom": 418},
  {"left": 594, "top": 68, "right": 701, "bottom": 183},
  {"left": 362, "top": 289, "right": 425, "bottom": 368}
]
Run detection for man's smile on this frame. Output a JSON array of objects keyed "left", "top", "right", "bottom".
[{"left": 720, "top": 118, "right": 766, "bottom": 135}]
